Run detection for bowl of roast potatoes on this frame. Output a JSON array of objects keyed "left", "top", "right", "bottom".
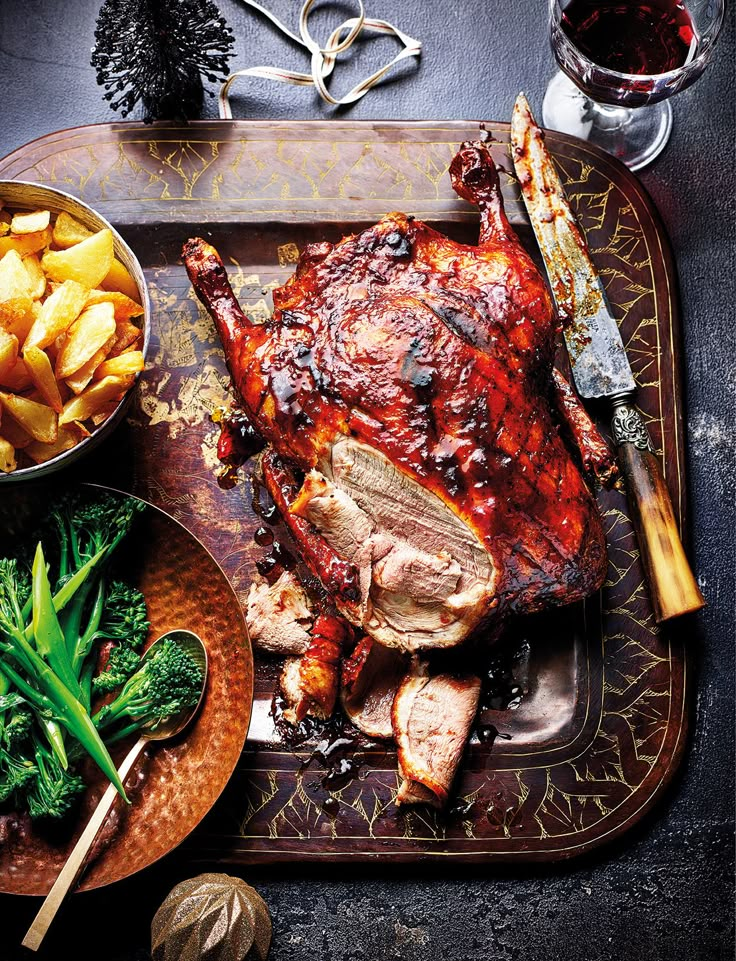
[{"left": 0, "top": 181, "right": 150, "bottom": 481}]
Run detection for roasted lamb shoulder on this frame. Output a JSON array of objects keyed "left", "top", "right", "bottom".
[{"left": 183, "top": 140, "right": 611, "bottom": 655}]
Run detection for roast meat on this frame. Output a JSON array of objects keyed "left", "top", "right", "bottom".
[{"left": 183, "top": 140, "right": 609, "bottom": 654}]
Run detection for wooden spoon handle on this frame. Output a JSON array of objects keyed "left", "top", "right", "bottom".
[
  {"left": 22, "top": 736, "right": 147, "bottom": 953},
  {"left": 612, "top": 399, "right": 705, "bottom": 622}
]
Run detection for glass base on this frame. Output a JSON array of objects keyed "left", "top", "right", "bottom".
[{"left": 542, "top": 72, "right": 673, "bottom": 172}]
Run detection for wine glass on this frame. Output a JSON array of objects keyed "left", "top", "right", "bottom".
[{"left": 543, "top": 0, "right": 725, "bottom": 171}]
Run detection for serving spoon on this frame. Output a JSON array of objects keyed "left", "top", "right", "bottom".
[{"left": 22, "top": 629, "right": 208, "bottom": 953}]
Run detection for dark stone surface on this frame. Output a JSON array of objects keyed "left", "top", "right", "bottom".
[{"left": 0, "top": 0, "right": 733, "bottom": 958}]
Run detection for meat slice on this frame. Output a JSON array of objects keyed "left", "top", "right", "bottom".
[
  {"left": 246, "top": 570, "right": 313, "bottom": 656},
  {"left": 289, "top": 440, "right": 495, "bottom": 651},
  {"left": 393, "top": 662, "right": 481, "bottom": 808},
  {"left": 183, "top": 138, "right": 610, "bottom": 650},
  {"left": 290, "top": 467, "right": 383, "bottom": 622},
  {"left": 261, "top": 450, "right": 360, "bottom": 606},
  {"left": 280, "top": 607, "right": 351, "bottom": 724},
  {"left": 341, "top": 635, "right": 407, "bottom": 739}
]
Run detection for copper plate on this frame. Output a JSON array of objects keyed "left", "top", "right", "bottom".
[
  {"left": 0, "top": 484, "right": 253, "bottom": 894},
  {"left": 0, "top": 120, "right": 690, "bottom": 862}
]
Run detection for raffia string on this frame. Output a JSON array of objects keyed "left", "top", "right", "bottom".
[{"left": 219, "top": 0, "right": 422, "bottom": 118}]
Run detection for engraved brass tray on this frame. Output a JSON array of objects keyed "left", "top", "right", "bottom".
[{"left": 0, "top": 120, "right": 690, "bottom": 863}]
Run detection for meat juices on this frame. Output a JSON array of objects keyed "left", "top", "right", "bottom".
[{"left": 186, "top": 139, "right": 614, "bottom": 807}]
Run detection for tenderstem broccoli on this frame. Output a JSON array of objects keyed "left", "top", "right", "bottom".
[
  {"left": 0, "top": 543, "right": 127, "bottom": 801},
  {"left": 26, "top": 740, "right": 85, "bottom": 821},
  {"left": 0, "top": 491, "right": 205, "bottom": 822},
  {"left": 78, "top": 580, "right": 149, "bottom": 682},
  {"left": 93, "top": 638, "right": 203, "bottom": 745}
]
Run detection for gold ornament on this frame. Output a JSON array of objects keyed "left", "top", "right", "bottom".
[{"left": 151, "top": 873, "right": 272, "bottom": 961}]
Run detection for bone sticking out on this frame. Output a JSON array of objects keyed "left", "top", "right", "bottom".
[
  {"left": 551, "top": 368, "right": 618, "bottom": 487},
  {"left": 448, "top": 141, "right": 512, "bottom": 244}
]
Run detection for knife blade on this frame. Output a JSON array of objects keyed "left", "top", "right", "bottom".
[
  {"left": 510, "top": 92, "right": 704, "bottom": 623},
  {"left": 510, "top": 93, "right": 635, "bottom": 399}
]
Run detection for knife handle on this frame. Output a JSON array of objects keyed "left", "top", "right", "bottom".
[{"left": 611, "top": 399, "right": 705, "bottom": 622}]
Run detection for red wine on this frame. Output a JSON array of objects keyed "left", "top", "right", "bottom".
[{"left": 561, "top": 0, "right": 696, "bottom": 75}]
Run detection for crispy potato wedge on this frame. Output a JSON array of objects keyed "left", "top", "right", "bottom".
[
  {"left": 120, "top": 336, "right": 143, "bottom": 355},
  {"left": 25, "top": 423, "right": 89, "bottom": 464},
  {"left": 59, "top": 375, "right": 132, "bottom": 425},
  {"left": 11, "top": 210, "right": 51, "bottom": 235},
  {"left": 52, "top": 211, "right": 94, "bottom": 249},
  {"left": 0, "top": 249, "right": 33, "bottom": 327},
  {"left": 0, "top": 436, "right": 16, "bottom": 473},
  {"left": 0, "top": 227, "right": 52, "bottom": 259},
  {"left": 90, "top": 400, "right": 120, "bottom": 426},
  {"left": 0, "top": 415, "right": 32, "bottom": 449},
  {"left": 0, "top": 358, "right": 31, "bottom": 392},
  {"left": 23, "top": 254, "right": 47, "bottom": 300},
  {"left": 0, "top": 328, "right": 19, "bottom": 380},
  {"left": 85, "top": 288, "right": 144, "bottom": 320},
  {"left": 64, "top": 333, "right": 116, "bottom": 394},
  {"left": 41, "top": 229, "right": 113, "bottom": 289},
  {"left": 24, "top": 346, "right": 63, "bottom": 412},
  {"left": 109, "top": 319, "right": 143, "bottom": 357},
  {"left": 0, "top": 391, "right": 58, "bottom": 443},
  {"left": 0, "top": 211, "right": 10, "bottom": 238},
  {"left": 101, "top": 258, "right": 139, "bottom": 300},
  {"left": 93, "top": 350, "right": 144, "bottom": 381},
  {"left": 55, "top": 302, "right": 116, "bottom": 379},
  {"left": 7, "top": 307, "right": 35, "bottom": 345},
  {"left": 25, "top": 279, "right": 89, "bottom": 351}
]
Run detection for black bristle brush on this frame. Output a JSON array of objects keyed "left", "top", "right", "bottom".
[{"left": 91, "top": 0, "right": 235, "bottom": 122}]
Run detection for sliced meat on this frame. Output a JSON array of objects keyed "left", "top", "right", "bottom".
[
  {"left": 290, "top": 468, "right": 387, "bottom": 621},
  {"left": 280, "top": 607, "right": 352, "bottom": 724},
  {"left": 393, "top": 662, "right": 481, "bottom": 808},
  {"left": 372, "top": 546, "right": 462, "bottom": 603},
  {"left": 289, "top": 438, "right": 496, "bottom": 653},
  {"left": 261, "top": 450, "right": 360, "bottom": 606},
  {"left": 246, "top": 570, "right": 313, "bottom": 656},
  {"left": 341, "top": 635, "right": 407, "bottom": 739}
]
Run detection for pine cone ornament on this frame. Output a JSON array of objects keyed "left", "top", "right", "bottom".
[
  {"left": 151, "top": 873, "right": 272, "bottom": 961},
  {"left": 91, "top": 0, "right": 234, "bottom": 122}
]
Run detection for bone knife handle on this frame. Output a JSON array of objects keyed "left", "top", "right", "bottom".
[
  {"left": 611, "top": 397, "right": 705, "bottom": 622},
  {"left": 22, "top": 736, "right": 147, "bottom": 952}
]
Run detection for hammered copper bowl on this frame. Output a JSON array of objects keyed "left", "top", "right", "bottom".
[
  {"left": 0, "top": 484, "right": 253, "bottom": 895},
  {"left": 0, "top": 181, "right": 151, "bottom": 484}
]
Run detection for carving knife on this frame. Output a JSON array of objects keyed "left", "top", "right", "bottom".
[{"left": 510, "top": 92, "right": 704, "bottom": 622}]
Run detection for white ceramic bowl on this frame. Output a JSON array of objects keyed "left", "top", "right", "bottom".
[{"left": 0, "top": 180, "right": 150, "bottom": 483}]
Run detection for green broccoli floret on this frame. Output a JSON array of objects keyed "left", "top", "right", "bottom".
[
  {"left": 0, "top": 558, "right": 29, "bottom": 638},
  {"left": 52, "top": 491, "right": 146, "bottom": 577},
  {"left": 2, "top": 707, "right": 33, "bottom": 752},
  {"left": 97, "top": 582, "right": 149, "bottom": 649},
  {"left": 0, "top": 747, "right": 37, "bottom": 805},
  {"left": 93, "top": 638, "right": 203, "bottom": 744},
  {"left": 77, "top": 580, "right": 149, "bottom": 690},
  {"left": 92, "top": 646, "right": 142, "bottom": 695},
  {"left": 26, "top": 742, "right": 85, "bottom": 821}
]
